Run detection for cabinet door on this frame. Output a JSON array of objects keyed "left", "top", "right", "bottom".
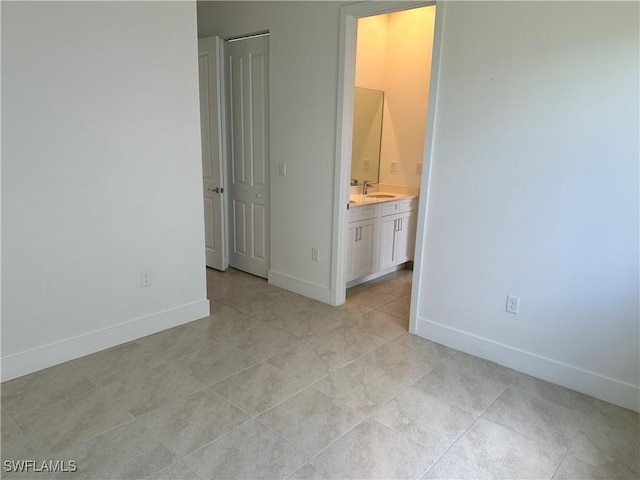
[
  {"left": 345, "top": 223, "right": 357, "bottom": 282},
  {"left": 355, "top": 219, "right": 378, "bottom": 278},
  {"left": 394, "top": 213, "right": 413, "bottom": 264},
  {"left": 379, "top": 215, "right": 398, "bottom": 270}
]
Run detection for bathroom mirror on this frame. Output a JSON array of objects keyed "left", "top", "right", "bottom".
[{"left": 351, "top": 87, "right": 384, "bottom": 185}]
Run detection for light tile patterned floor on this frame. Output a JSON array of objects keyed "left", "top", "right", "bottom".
[{"left": 1, "top": 268, "right": 638, "bottom": 479}]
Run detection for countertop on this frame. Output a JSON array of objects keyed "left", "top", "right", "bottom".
[{"left": 349, "top": 192, "right": 418, "bottom": 207}]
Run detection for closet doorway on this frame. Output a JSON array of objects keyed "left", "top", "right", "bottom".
[{"left": 198, "top": 33, "right": 271, "bottom": 278}]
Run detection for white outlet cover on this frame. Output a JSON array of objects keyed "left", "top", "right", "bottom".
[
  {"left": 506, "top": 294, "right": 520, "bottom": 314},
  {"left": 391, "top": 161, "right": 397, "bottom": 173},
  {"left": 141, "top": 272, "right": 151, "bottom": 287}
]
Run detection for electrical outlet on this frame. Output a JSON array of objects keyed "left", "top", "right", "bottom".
[
  {"left": 390, "top": 161, "right": 397, "bottom": 173},
  {"left": 363, "top": 159, "right": 370, "bottom": 171},
  {"left": 416, "top": 162, "right": 423, "bottom": 174},
  {"left": 506, "top": 294, "right": 520, "bottom": 314},
  {"left": 141, "top": 271, "right": 151, "bottom": 287},
  {"left": 278, "top": 162, "right": 287, "bottom": 176},
  {"left": 312, "top": 247, "right": 320, "bottom": 261}
]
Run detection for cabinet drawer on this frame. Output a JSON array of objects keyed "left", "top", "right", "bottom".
[
  {"left": 381, "top": 198, "right": 417, "bottom": 217},
  {"left": 348, "top": 204, "right": 379, "bottom": 222}
]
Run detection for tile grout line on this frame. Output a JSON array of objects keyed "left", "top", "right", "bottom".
[
  {"left": 276, "top": 345, "right": 458, "bottom": 479},
  {"left": 419, "top": 380, "right": 513, "bottom": 479},
  {"left": 477, "top": 382, "right": 585, "bottom": 472},
  {"left": 5, "top": 383, "right": 134, "bottom": 459},
  {"left": 254, "top": 416, "right": 351, "bottom": 479},
  {"left": 548, "top": 393, "right": 601, "bottom": 480},
  {"left": 171, "top": 338, "right": 262, "bottom": 389},
  {"left": 178, "top": 415, "right": 256, "bottom": 464},
  {"left": 2, "top": 407, "right": 47, "bottom": 462},
  {"left": 361, "top": 353, "right": 515, "bottom": 478}
]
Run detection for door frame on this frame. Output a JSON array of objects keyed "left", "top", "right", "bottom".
[
  {"left": 329, "top": 1, "right": 446, "bottom": 336},
  {"left": 219, "top": 36, "right": 230, "bottom": 270}
]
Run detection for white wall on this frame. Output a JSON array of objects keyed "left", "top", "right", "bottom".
[
  {"left": 197, "top": 1, "right": 639, "bottom": 410},
  {"left": 1, "top": 1, "right": 209, "bottom": 380},
  {"left": 415, "top": 1, "right": 639, "bottom": 410},
  {"left": 197, "top": 1, "right": 350, "bottom": 301}
]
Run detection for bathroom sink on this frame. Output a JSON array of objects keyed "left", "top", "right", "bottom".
[{"left": 366, "top": 194, "right": 396, "bottom": 199}]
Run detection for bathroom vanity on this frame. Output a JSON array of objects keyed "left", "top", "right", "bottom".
[{"left": 346, "top": 194, "right": 418, "bottom": 286}]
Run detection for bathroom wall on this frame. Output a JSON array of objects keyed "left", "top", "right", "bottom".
[
  {"left": 354, "top": 15, "right": 387, "bottom": 92},
  {"left": 355, "top": 7, "right": 435, "bottom": 188}
]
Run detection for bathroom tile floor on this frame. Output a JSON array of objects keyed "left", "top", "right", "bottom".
[{"left": 1, "top": 267, "right": 638, "bottom": 479}]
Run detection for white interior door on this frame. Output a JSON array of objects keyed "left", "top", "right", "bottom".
[
  {"left": 198, "top": 36, "right": 226, "bottom": 270},
  {"left": 226, "top": 35, "right": 270, "bottom": 278}
]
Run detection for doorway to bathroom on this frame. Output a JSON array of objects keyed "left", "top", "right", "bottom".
[{"left": 330, "top": 1, "right": 441, "bottom": 337}]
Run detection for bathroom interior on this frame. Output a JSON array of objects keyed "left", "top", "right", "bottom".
[{"left": 346, "top": 6, "right": 436, "bottom": 291}]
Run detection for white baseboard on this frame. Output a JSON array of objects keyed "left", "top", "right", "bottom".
[
  {"left": 346, "top": 264, "right": 408, "bottom": 289},
  {"left": 416, "top": 316, "right": 640, "bottom": 412},
  {"left": 268, "top": 270, "right": 331, "bottom": 304},
  {"left": 1, "top": 299, "right": 210, "bottom": 382}
]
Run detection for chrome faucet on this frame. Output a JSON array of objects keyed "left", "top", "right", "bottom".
[{"left": 363, "top": 180, "right": 375, "bottom": 196}]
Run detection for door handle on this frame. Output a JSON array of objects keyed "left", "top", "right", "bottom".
[{"left": 208, "top": 187, "right": 224, "bottom": 194}]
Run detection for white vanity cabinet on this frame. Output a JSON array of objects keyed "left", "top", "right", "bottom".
[
  {"left": 346, "top": 197, "right": 417, "bottom": 285},
  {"left": 379, "top": 199, "right": 417, "bottom": 270},
  {"left": 346, "top": 205, "right": 380, "bottom": 282}
]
